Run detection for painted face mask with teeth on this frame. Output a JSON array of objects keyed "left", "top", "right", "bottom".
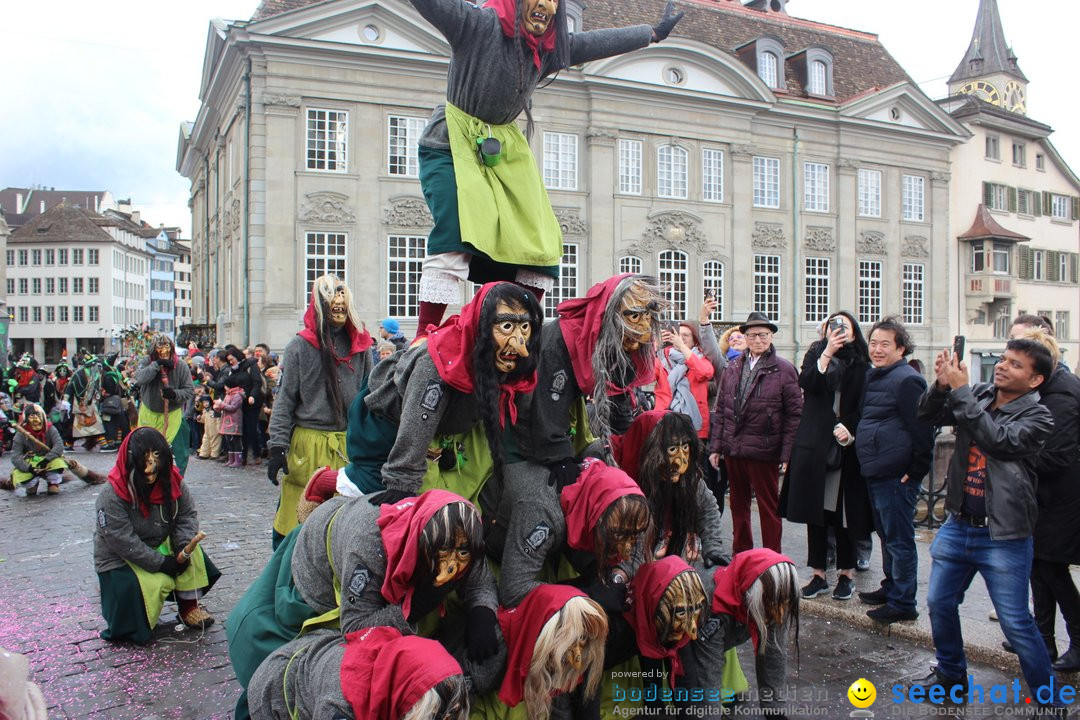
[
  {"left": 492, "top": 300, "right": 532, "bottom": 374},
  {"left": 329, "top": 285, "right": 349, "bottom": 328},
  {"left": 521, "top": 0, "right": 558, "bottom": 36}
]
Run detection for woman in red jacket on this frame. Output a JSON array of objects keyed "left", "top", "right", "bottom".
[{"left": 654, "top": 322, "right": 714, "bottom": 440}]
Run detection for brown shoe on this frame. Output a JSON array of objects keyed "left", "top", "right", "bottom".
[
  {"left": 47, "top": 484, "right": 60, "bottom": 495},
  {"left": 179, "top": 606, "right": 215, "bottom": 629}
]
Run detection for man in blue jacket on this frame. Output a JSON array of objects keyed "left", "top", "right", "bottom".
[
  {"left": 843, "top": 317, "right": 933, "bottom": 623},
  {"left": 913, "top": 338, "right": 1060, "bottom": 711}
]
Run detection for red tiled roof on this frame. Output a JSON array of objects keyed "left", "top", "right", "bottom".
[
  {"left": 9, "top": 203, "right": 115, "bottom": 244},
  {"left": 957, "top": 204, "right": 1030, "bottom": 242}
]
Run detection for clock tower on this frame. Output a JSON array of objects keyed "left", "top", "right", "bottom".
[{"left": 947, "top": 0, "right": 1028, "bottom": 114}]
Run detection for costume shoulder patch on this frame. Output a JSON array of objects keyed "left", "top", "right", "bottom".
[
  {"left": 346, "top": 564, "right": 370, "bottom": 602},
  {"left": 522, "top": 522, "right": 551, "bottom": 554},
  {"left": 420, "top": 380, "right": 444, "bottom": 412},
  {"left": 550, "top": 369, "right": 568, "bottom": 401},
  {"left": 97, "top": 509, "right": 107, "bottom": 528},
  {"left": 699, "top": 617, "right": 721, "bottom": 642}
]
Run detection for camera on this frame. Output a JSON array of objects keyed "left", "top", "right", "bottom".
[
  {"left": 828, "top": 317, "right": 846, "bottom": 336},
  {"left": 952, "top": 335, "right": 966, "bottom": 361}
]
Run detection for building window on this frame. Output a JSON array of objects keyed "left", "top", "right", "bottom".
[
  {"left": 73, "top": 277, "right": 83, "bottom": 293},
  {"left": 5, "top": 250, "right": 12, "bottom": 266},
  {"left": 1060, "top": 253, "right": 1070, "bottom": 281},
  {"left": 45, "top": 307, "right": 55, "bottom": 323},
  {"left": 752, "top": 254, "right": 780, "bottom": 321},
  {"left": 977, "top": 241, "right": 1011, "bottom": 274},
  {"left": 994, "top": 306, "right": 1012, "bottom": 339},
  {"left": 1036, "top": 153, "right": 1046, "bottom": 171},
  {"left": 657, "top": 145, "right": 688, "bottom": 199},
  {"left": 59, "top": 306, "right": 68, "bottom": 322},
  {"left": 32, "top": 278, "right": 41, "bottom": 294},
  {"left": 803, "top": 257, "right": 830, "bottom": 324},
  {"left": 985, "top": 182, "right": 1010, "bottom": 211},
  {"left": 386, "top": 235, "right": 425, "bottom": 318},
  {"left": 46, "top": 278, "right": 55, "bottom": 294},
  {"left": 89, "top": 306, "right": 99, "bottom": 323},
  {"left": 902, "top": 263, "right": 925, "bottom": 325},
  {"left": 387, "top": 115, "right": 425, "bottom": 177},
  {"left": 72, "top": 248, "right": 83, "bottom": 264},
  {"left": 702, "top": 261, "right": 724, "bottom": 320},
  {"left": 73, "top": 306, "right": 83, "bottom": 323},
  {"left": 545, "top": 243, "right": 580, "bottom": 319},
  {"left": 702, "top": 148, "right": 724, "bottom": 202},
  {"left": 902, "top": 174, "right": 925, "bottom": 221},
  {"left": 808, "top": 60, "right": 827, "bottom": 95},
  {"left": 17, "top": 250, "right": 28, "bottom": 266},
  {"left": 89, "top": 277, "right": 99, "bottom": 294},
  {"left": 305, "top": 232, "right": 348, "bottom": 302},
  {"left": 88, "top": 249, "right": 99, "bottom": 265},
  {"left": 543, "top": 132, "right": 578, "bottom": 190},
  {"left": 618, "top": 255, "right": 643, "bottom": 275},
  {"left": 32, "top": 250, "right": 42, "bottom": 266},
  {"left": 857, "top": 260, "right": 882, "bottom": 324},
  {"left": 1018, "top": 188, "right": 1036, "bottom": 216},
  {"left": 758, "top": 51, "right": 779, "bottom": 88},
  {"left": 1033, "top": 250, "right": 1045, "bottom": 280},
  {"left": 985, "top": 135, "right": 1000, "bottom": 160},
  {"left": 618, "top": 139, "right": 642, "bottom": 195},
  {"left": 1056, "top": 311, "right": 1070, "bottom": 340},
  {"left": 32, "top": 307, "right": 41, "bottom": 323},
  {"left": 857, "top": 169, "right": 881, "bottom": 217},
  {"left": 803, "top": 162, "right": 829, "bottom": 213},
  {"left": 18, "top": 308, "right": 27, "bottom": 323},
  {"left": 5, "top": 279, "right": 13, "bottom": 295},
  {"left": 753, "top": 156, "right": 780, "bottom": 208},
  {"left": 45, "top": 249, "right": 55, "bottom": 266},
  {"left": 57, "top": 249, "right": 67, "bottom": 265},
  {"left": 18, "top": 279, "right": 27, "bottom": 294},
  {"left": 658, "top": 250, "right": 688, "bottom": 321},
  {"left": 1012, "top": 142, "right": 1026, "bottom": 167},
  {"left": 306, "top": 108, "right": 348, "bottom": 172},
  {"left": 1051, "top": 194, "right": 1071, "bottom": 220}
]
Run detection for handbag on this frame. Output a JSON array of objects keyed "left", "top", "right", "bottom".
[
  {"left": 99, "top": 395, "right": 123, "bottom": 415},
  {"left": 825, "top": 388, "right": 844, "bottom": 472}
]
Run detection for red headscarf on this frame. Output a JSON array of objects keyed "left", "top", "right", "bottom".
[
  {"left": 426, "top": 282, "right": 538, "bottom": 427},
  {"left": 609, "top": 409, "right": 666, "bottom": 483},
  {"left": 559, "top": 459, "right": 644, "bottom": 554},
  {"left": 20, "top": 405, "right": 52, "bottom": 443},
  {"left": 711, "top": 548, "right": 794, "bottom": 652},
  {"left": 341, "top": 626, "right": 462, "bottom": 720},
  {"left": 297, "top": 284, "right": 372, "bottom": 363},
  {"left": 376, "top": 489, "right": 476, "bottom": 620},
  {"left": 106, "top": 428, "right": 185, "bottom": 518},
  {"left": 497, "top": 584, "right": 588, "bottom": 707},
  {"left": 557, "top": 274, "right": 654, "bottom": 396},
  {"left": 623, "top": 556, "right": 696, "bottom": 683},
  {"left": 483, "top": 0, "right": 557, "bottom": 70}
]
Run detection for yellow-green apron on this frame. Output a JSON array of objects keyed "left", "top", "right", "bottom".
[{"left": 126, "top": 538, "right": 211, "bottom": 630}]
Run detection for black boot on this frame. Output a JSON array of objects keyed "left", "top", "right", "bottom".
[{"left": 1052, "top": 645, "right": 1080, "bottom": 673}]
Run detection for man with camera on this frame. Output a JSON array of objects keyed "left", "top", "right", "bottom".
[{"left": 912, "top": 338, "right": 1062, "bottom": 712}]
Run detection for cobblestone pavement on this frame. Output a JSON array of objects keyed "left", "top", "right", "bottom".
[{"left": 0, "top": 449, "right": 1069, "bottom": 719}]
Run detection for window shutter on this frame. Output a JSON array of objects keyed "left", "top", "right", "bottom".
[
  {"left": 1043, "top": 191, "right": 1053, "bottom": 215},
  {"left": 1072, "top": 196, "right": 1080, "bottom": 221},
  {"left": 1033, "top": 192, "right": 1042, "bottom": 217},
  {"left": 983, "top": 182, "right": 993, "bottom": 206},
  {"left": 1048, "top": 251, "right": 1060, "bottom": 282},
  {"left": 1072, "top": 254, "right": 1080, "bottom": 284},
  {"left": 1018, "top": 245, "right": 1033, "bottom": 279},
  {"left": 1008, "top": 187, "right": 1018, "bottom": 213}
]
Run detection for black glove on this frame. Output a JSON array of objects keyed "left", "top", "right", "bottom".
[
  {"left": 546, "top": 459, "right": 581, "bottom": 492},
  {"left": 368, "top": 488, "right": 413, "bottom": 506},
  {"left": 704, "top": 552, "right": 731, "bottom": 568},
  {"left": 466, "top": 606, "right": 500, "bottom": 661},
  {"left": 156, "top": 357, "right": 171, "bottom": 367},
  {"left": 651, "top": 0, "right": 684, "bottom": 43},
  {"left": 584, "top": 578, "right": 628, "bottom": 614},
  {"left": 267, "top": 447, "right": 288, "bottom": 485},
  {"left": 161, "top": 387, "right": 177, "bottom": 401},
  {"left": 159, "top": 556, "right": 184, "bottom": 577}
]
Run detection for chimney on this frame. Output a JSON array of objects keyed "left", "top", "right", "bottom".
[
  {"left": 40, "top": 200, "right": 45, "bottom": 213},
  {"left": 15, "top": 193, "right": 23, "bottom": 212}
]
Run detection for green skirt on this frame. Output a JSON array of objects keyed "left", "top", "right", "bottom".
[
  {"left": 273, "top": 426, "right": 348, "bottom": 539},
  {"left": 12, "top": 457, "right": 67, "bottom": 485}
]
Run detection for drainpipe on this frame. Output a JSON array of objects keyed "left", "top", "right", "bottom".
[
  {"left": 791, "top": 127, "right": 801, "bottom": 359},
  {"left": 242, "top": 57, "right": 252, "bottom": 346},
  {"left": 202, "top": 153, "right": 211, "bottom": 325}
]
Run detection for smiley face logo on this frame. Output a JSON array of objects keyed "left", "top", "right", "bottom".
[{"left": 847, "top": 678, "right": 876, "bottom": 708}]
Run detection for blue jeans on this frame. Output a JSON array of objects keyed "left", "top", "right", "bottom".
[
  {"left": 866, "top": 475, "right": 920, "bottom": 613},
  {"left": 928, "top": 517, "right": 1060, "bottom": 706}
]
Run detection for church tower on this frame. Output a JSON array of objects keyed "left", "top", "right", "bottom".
[{"left": 948, "top": 0, "right": 1028, "bottom": 114}]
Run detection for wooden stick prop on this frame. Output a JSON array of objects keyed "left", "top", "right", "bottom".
[
  {"left": 12, "top": 422, "right": 51, "bottom": 453},
  {"left": 159, "top": 363, "right": 171, "bottom": 438},
  {"left": 177, "top": 531, "right": 207, "bottom": 562}
]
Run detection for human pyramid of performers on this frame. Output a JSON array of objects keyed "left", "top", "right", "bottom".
[{"left": 43, "top": 0, "right": 803, "bottom": 717}]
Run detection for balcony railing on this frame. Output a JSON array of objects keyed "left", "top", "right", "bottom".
[{"left": 965, "top": 272, "right": 1015, "bottom": 301}]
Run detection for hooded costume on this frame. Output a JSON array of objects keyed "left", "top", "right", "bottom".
[
  {"left": 624, "top": 556, "right": 700, "bottom": 686},
  {"left": 611, "top": 410, "right": 726, "bottom": 565},
  {"left": 677, "top": 549, "right": 796, "bottom": 712},
  {"left": 132, "top": 336, "right": 194, "bottom": 474},
  {"left": 10, "top": 355, "right": 41, "bottom": 404},
  {"left": 92, "top": 430, "right": 220, "bottom": 645},
  {"left": 247, "top": 627, "right": 465, "bottom": 720},
  {"left": 267, "top": 282, "right": 371, "bottom": 542},
  {"left": 10, "top": 404, "right": 67, "bottom": 496},
  {"left": 407, "top": 0, "right": 662, "bottom": 331},
  {"left": 65, "top": 355, "right": 106, "bottom": 441}
]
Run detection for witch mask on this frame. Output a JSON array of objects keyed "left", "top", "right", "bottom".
[
  {"left": 492, "top": 300, "right": 532, "bottom": 374},
  {"left": 655, "top": 570, "right": 706, "bottom": 647},
  {"left": 421, "top": 502, "right": 484, "bottom": 589},
  {"left": 618, "top": 282, "right": 661, "bottom": 352},
  {"left": 521, "top": 0, "right": 558, "bottom": 36}
]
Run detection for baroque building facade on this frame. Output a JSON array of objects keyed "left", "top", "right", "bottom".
[{"left": 178, "top": 0, "right": 969, "bottom": 363}]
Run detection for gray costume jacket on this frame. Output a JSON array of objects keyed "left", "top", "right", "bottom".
[
  {"left": 406, "top": 0, "right": 653, "bottom": 150},
  {"left": 292, "top": 497, "right": 499, "bottom": 635},
  {"left": 132, "top": 358, "right": 194, "bottom": 414},
  {"left": 12, "top": 425, "right": 64, "bottom": 472},
  {"left": 247, "top": 630, "right": 352, "bottom": 720},
  {"left": 918, "top": 382, "right": 1053, "bottom": 540},
  {"left": 268, "top": 328, "right": 370, "bottom": 450},
  {"left": 93, "top": 482, "right": 199, "bottom": 574}
]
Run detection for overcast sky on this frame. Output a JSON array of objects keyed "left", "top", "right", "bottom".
[{"left": 2, "top": 0, "right": 1076, "bottom": 237}]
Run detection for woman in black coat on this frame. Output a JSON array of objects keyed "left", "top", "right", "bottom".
[{"left": 779, "top": 311, "right": 871, "bottom": 601}]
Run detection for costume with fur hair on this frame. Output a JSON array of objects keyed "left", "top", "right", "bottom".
[{"left": 132, "top": 335, "right": 195, "bottom": 474}]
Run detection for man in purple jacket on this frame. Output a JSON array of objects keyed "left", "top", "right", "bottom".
[{"left": 709, "top": 312, "right": 803, "bottom": 554}]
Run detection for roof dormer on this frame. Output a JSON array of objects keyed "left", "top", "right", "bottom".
[
  {"left": 736, "top": 34, "right": 787, "bottom": 92},
  {"left": 789, "top": 45, "right": 835, "bottom": 98}
]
